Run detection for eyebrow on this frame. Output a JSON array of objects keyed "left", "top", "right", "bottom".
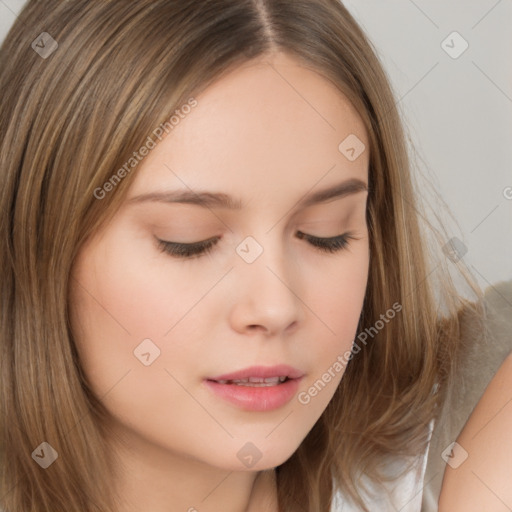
[{"left": 127, "top": 177, "right": 368, "bottom": 210}]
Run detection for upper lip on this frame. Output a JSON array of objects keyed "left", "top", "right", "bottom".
[{"left": 207, "top": 365, "right": 304, "bottom": 381}]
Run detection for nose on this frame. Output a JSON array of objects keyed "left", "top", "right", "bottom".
[{"left": 228, "top": 235, "right": 304, "bottom": 337}]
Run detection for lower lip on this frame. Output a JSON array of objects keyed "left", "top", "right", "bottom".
[{"left": 203, "top": 378, "right": 302, "bottom": 412}]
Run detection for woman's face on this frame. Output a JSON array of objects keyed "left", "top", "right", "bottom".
[{"left": 69, "top": 51, "right": 370, "bottom": 473}]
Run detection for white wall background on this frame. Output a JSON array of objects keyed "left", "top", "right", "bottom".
[
  {"left": 343, "top": 0, "right": 512, "bottom": 293},
  {"left": 1, "top": 0, "right": 511, "bottom": 289}
]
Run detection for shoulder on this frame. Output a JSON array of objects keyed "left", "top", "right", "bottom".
[
  {"left": 438, "top": 351, "right": 512, "bottom": 511},
  {"left": 331, "top": 422, "right": 433, "bottom": 511}
]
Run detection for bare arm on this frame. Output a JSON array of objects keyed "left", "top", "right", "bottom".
[{"left": 438, "top": 351, "right": 512, "bottom": 511}]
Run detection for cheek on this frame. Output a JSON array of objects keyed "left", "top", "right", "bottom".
[
  {"left": 71, "top": 229, "right": 212, "bottom": 339},
  {"left": 68, "top": 230, "right": 212, "bottom": 400},
  {"left": 68, "top": 235, "right": 221, "bottom": 455},
  {"left": 313, "top": 243, "right": 369, "bottom": 338},
  {"left": 302, "top": 244, "right": 369, "bottom": 384}
]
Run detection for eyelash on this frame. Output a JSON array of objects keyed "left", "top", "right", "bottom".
[{"left": 156, "top": 232, "right": 357, "bottom": 259}]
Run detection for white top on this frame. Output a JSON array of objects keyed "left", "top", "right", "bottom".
[{"left": 330, "top": 420, "right": 433, "bottom": 511}]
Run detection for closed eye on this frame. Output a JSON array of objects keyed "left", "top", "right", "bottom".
[
  {"left": 157, "top": 236, "right": 220, "bottom": 259},
  {"left": 296, "top": 231, "right": 356, "bottom": 253},
  {"left": 156, "top": 231, "right": 358, "bottom": 260}
]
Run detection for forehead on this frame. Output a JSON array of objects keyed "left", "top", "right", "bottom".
[{"left": 127, "top": 52, "right": 369, "bottom": 209}]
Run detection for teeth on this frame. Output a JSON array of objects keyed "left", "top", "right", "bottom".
[{"left": 215, "top": 376, "right": 288, "bottom": 386}]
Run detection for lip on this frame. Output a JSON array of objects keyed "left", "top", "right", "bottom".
[
  {"left": 204, "top": 365, "right": 305, "bottom": 412},
  {"left": 207, "top": 364, "right": 304, "bottom": 381}
]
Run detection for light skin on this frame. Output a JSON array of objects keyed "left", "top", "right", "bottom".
[
  {"left": 438, "top": 351, "right": 512, "bottom": 511},
  {"left": 69, "top": 51, "right": 370, "bottom": 512}
]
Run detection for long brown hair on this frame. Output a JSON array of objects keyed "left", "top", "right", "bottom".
[{"left": 0, "top": 1, "right": 484, "bottom": 510}]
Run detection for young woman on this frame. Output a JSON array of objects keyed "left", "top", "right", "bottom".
[{"left": 0, "top": 1, "right": 484, "bottom": 511}]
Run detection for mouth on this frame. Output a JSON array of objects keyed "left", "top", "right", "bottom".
[
  {"left": 204, "top": 365, "right": 304, "bottom": 411},
  {"left": 209, "top": 376, "right": 292, "bottom": 386},
  {"left": 206, "top": 364, "right": 304, "bottom": 382}
]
